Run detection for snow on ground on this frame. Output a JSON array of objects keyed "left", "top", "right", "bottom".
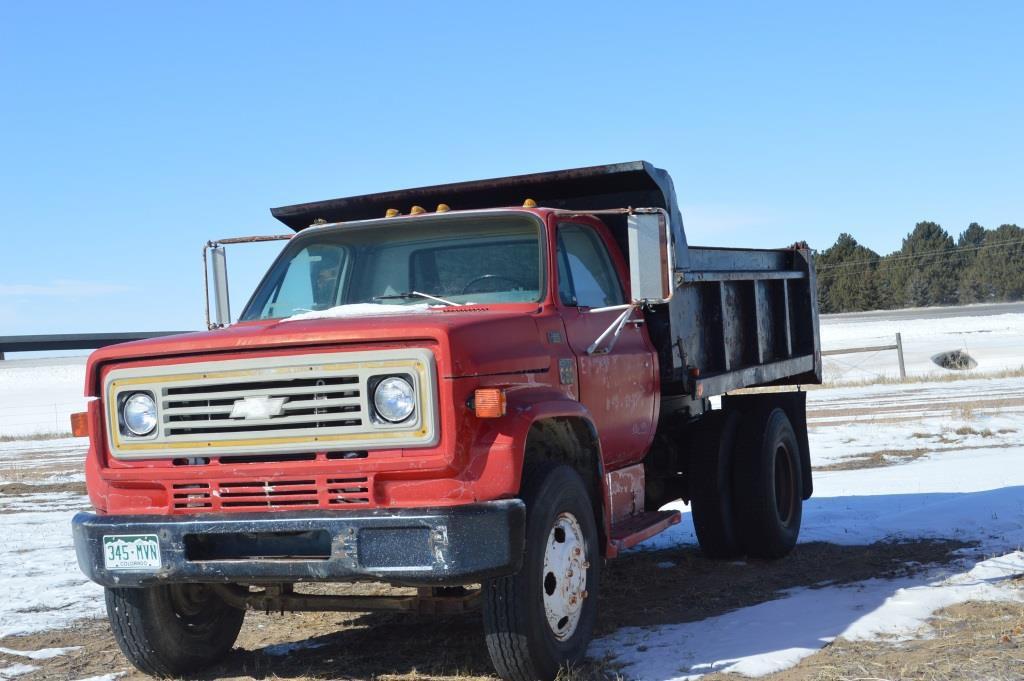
[
  {"left": 0, "top": 438, "right": 100, "bottom": 639},
  {"left": 592, "top": 552, "right": 1024, "bottom": 680},
  {"left": 0, "top": 357, "right": 87, "bottom": 438},
  {"left": 820, "top": 308, "right": 1024, "bottom": 382},
  {"left": 0, "top": 663, "right": 38, "bottom": 679},
  {"left": 603, "top": 371, "right": 1024, "bottom": 679},
  {"left": 0, "top": 646, "right": 81, "bottom": 660},
  {"left": 0, "top": 499, "right": 102, "bottom": 638}
]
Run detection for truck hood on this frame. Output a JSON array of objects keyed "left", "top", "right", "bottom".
[{"left": 84, "top": 307, "right": 552, "bottom": 395}]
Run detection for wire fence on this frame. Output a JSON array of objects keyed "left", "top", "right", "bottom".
[
  {"left": 821, "top": 333, "right": 907, "bottom": 382},
  {"left": 0, "top": 400, "right": 86, "bottom": 435}
]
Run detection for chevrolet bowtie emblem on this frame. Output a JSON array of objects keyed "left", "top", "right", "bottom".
[{"left": 229, "top": 395, "right": 288, "bottom": 420}]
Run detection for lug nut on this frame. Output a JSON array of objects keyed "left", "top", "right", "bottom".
[
  {"left": 582, "top": 590, "right": 589, "bottom": 599},
  {"left": 582, "top": 561, "right": 591, "bottom": 569}
]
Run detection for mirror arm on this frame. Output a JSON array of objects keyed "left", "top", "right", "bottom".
[
  {"left": 586, "top": 303, "right": 642, "bottom": 355},
  {"left": 202, "top": 233, "right": 294, "bottom": 330},
  {"left": 202, "top": 241, "right": 217, "bottom": 330}
]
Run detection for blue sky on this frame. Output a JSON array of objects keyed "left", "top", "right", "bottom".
[{"left": 1, "top": 2, "right": 1021, "bottom": 336}]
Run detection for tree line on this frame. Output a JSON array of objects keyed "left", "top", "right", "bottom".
[{"left": 815, "top": 221, "right": 1024, "bottom": 313}]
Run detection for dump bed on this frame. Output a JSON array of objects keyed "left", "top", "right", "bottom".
[{"left": 271, "top": 161, "right": 821, "bottom": 398}]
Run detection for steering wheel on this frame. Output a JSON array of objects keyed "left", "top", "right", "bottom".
[{"left": 461, "top": 274, "right": 528, "bottom": 295}]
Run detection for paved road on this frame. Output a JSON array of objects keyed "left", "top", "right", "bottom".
[{"left": 822, "top": 301, "right": 1024, "bottom": 324}]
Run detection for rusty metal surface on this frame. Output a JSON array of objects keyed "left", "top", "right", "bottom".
[{"left": 605, "top": 464, "right": 645, "bottom": 525}]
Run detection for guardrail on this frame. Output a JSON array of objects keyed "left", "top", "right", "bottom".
[
  {"left": 822, "top": 332, "right": 907, "bottom": 380},
  {"left": 0, "top": 332, "right": 193, "bottom": 360}
]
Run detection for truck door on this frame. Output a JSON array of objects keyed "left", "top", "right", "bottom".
[{"left": 555, "top": 220, "right": 658, "bottom": 469}]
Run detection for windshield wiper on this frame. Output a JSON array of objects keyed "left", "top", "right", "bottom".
[{"left": 372, "top": 291, "right": 462, "bottom": 306}]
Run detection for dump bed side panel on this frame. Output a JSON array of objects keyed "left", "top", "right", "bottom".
[{"left": 662, "top": 245, "right": 821, "bottom": 397}]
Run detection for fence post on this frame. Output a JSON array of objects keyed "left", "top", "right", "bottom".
[{"left": 895, "top": 332, "right": 906, "bottom": 381}]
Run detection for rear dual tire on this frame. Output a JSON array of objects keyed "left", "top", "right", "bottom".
[
  {"left": 690, "top": 406, "right": 803, "bottom": 560},
  {"left": 733, "top": 407, "right": 803, "bottom": 559}
]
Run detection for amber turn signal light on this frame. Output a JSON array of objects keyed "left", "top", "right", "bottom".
[
  {"left": 70, "top": 411, "right": 89, "bottom": 438},
  {"left": 473, "top": 388, "right": 507, "bottom": 418}
]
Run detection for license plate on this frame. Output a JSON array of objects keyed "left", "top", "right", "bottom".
[{"left": 102, "top": 534, "right": 161, "bottom": 570}]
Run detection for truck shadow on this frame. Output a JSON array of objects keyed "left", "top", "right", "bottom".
[{"left": 192, "top": 488, "right": 1011, "bottom": 680}]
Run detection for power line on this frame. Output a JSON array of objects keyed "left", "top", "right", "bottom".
[{"left": 818, "top": 237, "right": 1024, "bottom": 271}]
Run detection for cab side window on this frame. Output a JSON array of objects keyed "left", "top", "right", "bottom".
[{"left": 556, "top": 223, "right": 625, "bottom": 308}]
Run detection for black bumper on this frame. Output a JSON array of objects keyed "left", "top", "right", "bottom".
[{"left": 72, "top": 500, "right": 525, "bottom": 588}]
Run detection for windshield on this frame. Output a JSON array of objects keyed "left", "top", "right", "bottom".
[{"left": 241, "top": 215, "right": 543, "bottom": 321}]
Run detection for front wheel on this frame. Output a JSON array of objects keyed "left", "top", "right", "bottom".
[
  {"left": 483, "top": 463, "right": 600, "bottom": 681},
  {"left": 105, "top": 583, "right": 245, "bottom": 677}
]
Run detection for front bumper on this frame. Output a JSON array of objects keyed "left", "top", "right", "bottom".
[{"left": 72, "top": 500, "right": 525, "bottom": 588}]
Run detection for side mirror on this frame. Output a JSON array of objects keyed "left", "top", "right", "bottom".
[
  {"left": 627, "top": 209, "right": 674, "bottom": 303},
  {"left": 206, "top": 244, "right": 232, "bottom": 328}
]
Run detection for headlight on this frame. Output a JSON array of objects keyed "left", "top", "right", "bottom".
[
  {"left": 122, "top": 392, "right": 157, "bottom": 436},
  {"left": 373, "top": 377, "right": 415, "bottom": 423}
]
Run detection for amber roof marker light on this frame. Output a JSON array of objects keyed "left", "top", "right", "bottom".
[{"left": 522, "top": 198, "right": 537, "bottom": 208}]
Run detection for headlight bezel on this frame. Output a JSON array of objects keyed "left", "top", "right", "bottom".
[
  {"left": 119, "top": 391, "right": 158, "bottom": 438},
  {"left": 369, "top": 374, "right": 417, "bottom": 425}
]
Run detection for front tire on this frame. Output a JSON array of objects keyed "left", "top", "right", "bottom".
[
  {"left": 105, "top": 583, "right": 245, "bottom": 677},
  {"left": 733, "top": 407, "right": 803, "bottom": 559},
  {"left": 483, "top": 463, "right": 600, "bottom": 681}
]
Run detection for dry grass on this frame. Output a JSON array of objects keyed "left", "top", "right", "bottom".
[
  {"left": 742, "top": 366, "right": 1024, "bottom": 393},
  {"left": 0, "top": 431, "right": 73, "bottom": 443},
  {"left": 954, "top": 402, "right": 976, "bottom": 421},
  {"left": 815, "top": 448, "right": 930, "bottom": 471},
  {"left": 711, "top": 597, "right": 1024, "bottom": 681},
  {"left": 821, "top": 365, "right": 1024, "bottom": 389},
  {"left": 954, "top": 425, "right": 996, "bottom": 437}
]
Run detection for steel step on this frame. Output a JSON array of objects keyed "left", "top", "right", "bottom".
[{"left": 610, "top": 509, "right": 681, "bottom": 552}]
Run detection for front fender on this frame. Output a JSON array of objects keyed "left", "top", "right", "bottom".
[
  {"left": 454, "top": 387, "right": 599, "bottom": 499},
  {"left": 380, "top": 387, "right": 604, "bottom": 511}
]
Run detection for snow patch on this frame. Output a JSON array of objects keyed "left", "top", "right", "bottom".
[
  {"left": 592, "top": 552, "right": 1024, "bottom": 680},
  {"left": 282, "top": 303, "right": 432, "bottom": 322},
  {"left": 0, "top": 664, "right": 37, "bottom": 679},
  {"left": 0, "top": 645, "right": 80, "bottom": 660}
]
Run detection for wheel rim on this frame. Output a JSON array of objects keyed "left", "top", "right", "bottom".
[
  {"left": 774, "top": 444, "right": 795, "bottom": 525},
  {"left": 168, "top": 584, "right": 215, "bottom": 628},
  {"left": 541, "top": 512, "right": 589, "bottom": 641}
]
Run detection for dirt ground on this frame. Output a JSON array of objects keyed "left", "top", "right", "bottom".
[
  {"left": 707, "top": 592, "right": 1024, "bottom": 681},
  {"left": 0, "top": 539, "right": 976, "bottom": 681}
]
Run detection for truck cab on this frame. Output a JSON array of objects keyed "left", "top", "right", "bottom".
[{"left": 72, "top": 162, "right": 820, "bottom": 681}]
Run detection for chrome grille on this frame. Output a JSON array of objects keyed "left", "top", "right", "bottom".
[{"left": 162, "top": 375, "right": 362, "bottom": 436}]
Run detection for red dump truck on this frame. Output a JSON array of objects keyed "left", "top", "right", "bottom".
[{"left": 72, "top": 162, "right": 821, "bottom": 680}]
